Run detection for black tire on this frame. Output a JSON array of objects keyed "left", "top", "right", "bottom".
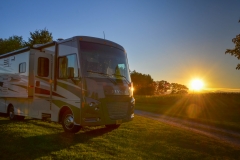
[
  {"left": 8, "top": 105, "right": 17, "bottom": 120},
  {"left": 61, "top": 110, "right": 81, "bottom": 133},
  {"left": 105, "top": 124, "right": 121, "bottom": 129}
]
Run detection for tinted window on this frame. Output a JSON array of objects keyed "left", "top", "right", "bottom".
[
  {"left": 19, "top": 62, "right": 26, "bottom": 73},
  {"left": 38, "top": 57, "right": 49, "bottom": 77},
  {"left": 58, "top": 54, "right": 78, "bottom": 79},
  {"left": 80, "top": 41, "right": 130, "bottom": 81}
]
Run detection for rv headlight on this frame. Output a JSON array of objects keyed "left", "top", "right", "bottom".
[
  {"left": 89, "top": 102, "right": 95, "bottom": 107},
  {"left": 84, "top": 97, "right": 101, "bottom": 107},
  {"left": 130, "top": 97, "right": 135, "bottom": 104},
  {"left": 131, "top": 113, "right": 134, "bottom": 118}
]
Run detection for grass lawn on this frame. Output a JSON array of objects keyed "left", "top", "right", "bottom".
[
  {"left": 0, "top": 114, "right": 240, "bottom": 159},
  {"left": 135, "top": 93, "right": 240, "bottom": 132}
]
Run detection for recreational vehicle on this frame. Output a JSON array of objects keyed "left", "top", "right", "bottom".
[{"left": 0, "top": 36, "right": 135, "bottom": 133}]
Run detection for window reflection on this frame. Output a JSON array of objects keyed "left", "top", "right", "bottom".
[
  {"left": 80, "top": 42, "right": 130, "bottom": 81},
  {"left": 58, "top": 54, "right": 78, "bottom": 79},
  {"left": 38, "top": 57, "right": 49, "bottom": 77}
]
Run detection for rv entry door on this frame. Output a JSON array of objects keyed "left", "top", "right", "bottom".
[{"left": 29, "top": 51, "right": 53, "bottom": 117}]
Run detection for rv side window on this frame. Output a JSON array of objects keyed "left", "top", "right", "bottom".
[
  {"left": 38, "top": 57, "right": 49, "bottom": 77},
  {"left": 58, "top": 54, "right": 78, "bottom": 79},
  {"left": 19, "top": 62, "right": 26, "bottom": 73}
]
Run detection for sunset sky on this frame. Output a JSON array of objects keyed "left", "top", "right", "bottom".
[{"left": 1, "top": 0, "right": 240, "bottom": 91}]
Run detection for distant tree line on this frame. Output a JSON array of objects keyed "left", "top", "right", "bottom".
[
  {"left": 131, "top": 70, "right": 189, "bottom": 95},
  {"left": 0, "top": 28, "right": 53, "bottom": 55}
]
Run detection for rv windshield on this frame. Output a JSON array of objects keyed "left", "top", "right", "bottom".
[{"left": 80, "top": 41, "right": 131, "bottom": 81}]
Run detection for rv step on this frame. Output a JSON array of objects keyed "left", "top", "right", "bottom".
[{"left": 42, "top": 113, "right": 51, "bottom": 121}]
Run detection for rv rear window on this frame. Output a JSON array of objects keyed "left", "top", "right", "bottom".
[
  {"left": 19, "top": 62, "right": 26, "bottom": 73},
  {"left": 38, "top": 57, "right": 49, "bottom": 77}
]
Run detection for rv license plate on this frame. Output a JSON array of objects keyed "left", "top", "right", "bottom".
[{"left": 116, "top": 119, "right": 122, "bottom": 124}]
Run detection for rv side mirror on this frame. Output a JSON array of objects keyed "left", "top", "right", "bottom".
[{"left": 68, "top": 67, "right": 74, "bottom": 78}]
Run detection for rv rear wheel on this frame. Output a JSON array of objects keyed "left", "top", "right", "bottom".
[{"left": 62, "top": 110, "right": 81, "bottom": 133}]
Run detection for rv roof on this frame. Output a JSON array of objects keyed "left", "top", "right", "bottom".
[
  {"left": 0, "top": 36, "right": 125, "bottom": 58},
  {"left": 76, "top": 36, "right": 124, "bottom": 51},
  {"left": 0, "top": 47, "right": 30, "bottom": 58},
  {"left": 33, "top": 36, "right": 124, "bottom": 51}
]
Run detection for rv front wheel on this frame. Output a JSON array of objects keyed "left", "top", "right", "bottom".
[{"left": 62, "top": 110, "right": 81, "bottom": 133}]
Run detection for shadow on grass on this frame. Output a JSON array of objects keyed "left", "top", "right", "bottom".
[
  {"left": 0, "top": 112, "right": 8, "bottom": 117},
  {"left": 0, "top": 117, "right": 117, "bottom": 160}
]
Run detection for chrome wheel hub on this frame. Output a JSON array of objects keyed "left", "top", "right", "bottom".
[
  {"left": 64, "top": 114, "right": 74, "bottom": 129},
  {"left": 10, "top": 111, "right": 14, "bottom": 119}
]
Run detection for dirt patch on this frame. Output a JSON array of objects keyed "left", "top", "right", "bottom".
[{"left": 135, "top": 110, "right": 240, "bottom": 148}]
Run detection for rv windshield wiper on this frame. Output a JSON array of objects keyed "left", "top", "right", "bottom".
[
  {"left": 87, "top": 70, "right": 116, "bottom": 84},
  {"left": 87, "top": 70, "right": 109, "bottom": 76},
  {"left": 112, "top": 73, "right": 131, "bottom": 85}
]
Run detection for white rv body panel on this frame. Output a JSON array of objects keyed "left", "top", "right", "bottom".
[
  {"left": 0, "top": 41, "right": 82, "bottom": 122},
  {"left": 0, "top": 51, "right": 29, "bottom": 98}
]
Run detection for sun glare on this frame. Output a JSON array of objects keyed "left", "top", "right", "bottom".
[{"left": 190, "top": 79, "right": 204, "bottom": 91}]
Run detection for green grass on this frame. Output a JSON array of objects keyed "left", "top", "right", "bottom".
[
  {"left": 0, "top": 115, "right": 240, "bottom": 159},
  {"left": 135, "top": 93, "right": 240, "bottom": 131}
]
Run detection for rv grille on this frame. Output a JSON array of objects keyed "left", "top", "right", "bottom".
[{"left": 106, "top": 102, "right": 128, "bottom": 120}]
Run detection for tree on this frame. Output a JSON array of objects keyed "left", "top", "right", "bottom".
[
  {"left": 155, "top": 80, "right": 171, "bottom": 94},
  {"left": 0, "top": 28, "right": 53, "bottom": 54},
  {"left": 26, "top": 28, "right": 53, "bottom": 47},
  {"left": 0, "top": 36, "right": 26, "bottom": 54},
  {"left": 130, "top": 70, "right": 156, "bottom": 95},
  {"left": 225, "top": 33, "right": 240, "bottom": 70},
  {"left": 171, "top": 83, "right": 188, "bottom": 94}
]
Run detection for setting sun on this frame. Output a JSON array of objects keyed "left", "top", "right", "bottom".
[{"left": 190, "top": 79, "right": 204, "bottom": 91}]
